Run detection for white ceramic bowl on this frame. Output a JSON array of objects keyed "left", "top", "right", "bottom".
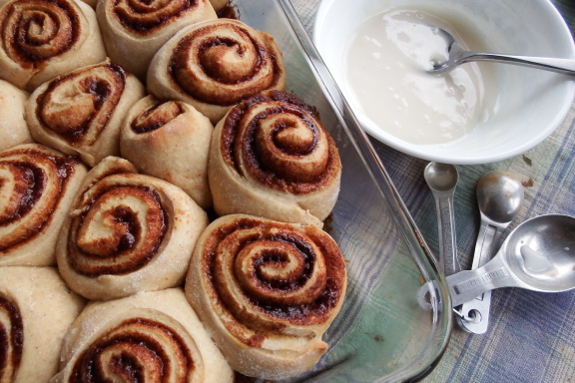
[{"left": 313, "top": 0, "right": 575, "bottom": 164}]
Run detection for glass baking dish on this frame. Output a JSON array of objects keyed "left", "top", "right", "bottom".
[{"left": 231, "top": 0, "right": 453, "bottom": 381}]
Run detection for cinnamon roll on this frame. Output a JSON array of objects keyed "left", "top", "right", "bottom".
[
  {"left": 96, "top": 0, "right": 217, "bottom": 80},
  {"left": 0, "top": 266, "right": 85, "bottom": 383},
  {"left": 26, "top": 60, "right": 146, "bottom": 167},
  {"left": 0, "top": 79, "right": 31, "bottom": 152},
  {"left": 0, "top": 143, "right": 87, "bottom": 266},
  {"left": 185, "top": 214, "right": 347, "bottom": 380},
  {"left": 208, "top": 90, "right": 342, "bottom": 227},
  {"left": 50, "top": 288, "right": 234, "bottom": 383},
  {"left": 147, "top": 18, "right": 286, "bottom": 124},
  {"left": 56, "top": 156, "right": 209, "bottom": 301},
  {"left": 0, "top": 0, "right": 107, "bottom": 91},
  {"left": 120, "top": 95, "right": 213, "bottom": 209}
]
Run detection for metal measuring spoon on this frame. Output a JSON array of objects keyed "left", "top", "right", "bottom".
[
  {"left": 456, "top": 171, "right": 524, "bottom": 334},
  {"left": 424, "top": 162, "right": 461, "bottom": 276},
  {"left": 447, "top": 214, "right": 575, "bottom": 306},
  {"left": 427, "top": 26, "right": 575, "bottom": 75}
]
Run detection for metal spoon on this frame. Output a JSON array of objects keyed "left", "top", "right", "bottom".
[
  {"left": 418, "top": 214, "right": 575, "bottom": 309},
  {"left": 456, "top": 171, "right": 524, "bottom": 334},
  {"left": 447, "top": 214, "right": 575, "bottom": 306},
  {"left": 424, "top": 162, "right": 461, "bottom": 276},
  {"left": 428, "top": 26, "right": 575, "bottom": 75}
]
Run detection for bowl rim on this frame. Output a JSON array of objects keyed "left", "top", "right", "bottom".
[{"left": 313, "top": 0, "right": 575, "bottom": 165}]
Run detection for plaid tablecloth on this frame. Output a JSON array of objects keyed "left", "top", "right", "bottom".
[{"left": 290, "top": 0, "right": 575, "bottom": 382}]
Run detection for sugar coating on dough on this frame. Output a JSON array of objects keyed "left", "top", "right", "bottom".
[
  {"left": 51, "top": 288, "right": 233, "bottom": 383},
  {"left": 0, "top": 266, "right": 85, "bottom": 383}
]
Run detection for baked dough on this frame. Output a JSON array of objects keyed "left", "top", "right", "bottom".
[
  {"left": 185, "top": 214, "right": 347, "bottom": 380},
  {"left": 50, "top": 288, "right": 234, "bottom": 383},
  {"left": 120, "top": 95, "right": 213, "bottom": 209},
  {"left": 96, "top": 0, "right": 217, "bottom": 80},
  {"left": 0, "top": 143, "right": 87, "bottom": 266},
  {"left": 0, "top": 79, "right": 31, "bottom": 152},
  {"left": 210, "top": 0, "right": 227, "bottom": 12},
  {"left": 26, "top": 59, "right": 146, "bottom": 167},
  {"left": 147, "top": 18, "right": 286, "bottom": 124},
  {"left": 0, "top": 266, "right": 85, "bottom": 383},
  {"left": 56, "top": 156, "right": 209, "bottom": 300},
  {"left": 77, "top": 0, "right": 96, "bottom": 8},
  {"left": 208, "top": 90, "right": 342, "bottom": 227},
  {"left": 0, "top": 0, "right": 107, "bottom": 91}
]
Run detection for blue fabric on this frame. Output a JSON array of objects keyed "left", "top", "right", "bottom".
[{"left": 294, "top": 0, "right": 575, "bottom": 381}]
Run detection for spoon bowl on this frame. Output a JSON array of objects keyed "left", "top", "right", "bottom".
[
  {"left": 429, "top": 26, "right": 575, "bottom": 75},
  {"left": 476, "top": 171, "right": 524, "bottom": 225},
  {"left": 447, "top": 214, "right": 575, "bottom": 307},
  {"left": 504, "top": 215, "right": 575, "bottom": 291},
  {"left": 424, "top": 162, "right": 458, "bottom": 193}
]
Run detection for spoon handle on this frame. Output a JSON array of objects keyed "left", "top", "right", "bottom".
[
  {"left": 446, "top": 255, "right": 520, "bottom": 307},
  {"left": 473, "top": 218, "right": 505, "bottom": 268},
  {"left": 455, "top": 219, "right": 503, "bottom": 333},
  {"left": 457, "top": 52, "right": 575, "bottom": 76},
  {"left": 432, "top": 191, "right": 461, "bottom": 275}
]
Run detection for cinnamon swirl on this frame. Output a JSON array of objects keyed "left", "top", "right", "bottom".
[
  {"left": 56, "top": 156, "right": 209, "bottom": 301},
  {"left": 0, "top": 79, "right": 31, "bottom": 152},
  {"left": 208, "top": 90, "right": 342, "bottom": 227},
  {"left": 0, "top": 0, "right": 107, "bottom": 91},
  {"left": 185, "top": 214, "right": 347, "bottom": 380},
  {"left": 0, "top": 143, "right": 87, "bottom": 266},
  {"left": 26, "top": 60, "right": 146, "bottom": 167},
  {"left": 96, "top": 0, "right": 217, "bottom": 80},
  {"left": 50, "top": 288, "right": 234, "bottom": 383},
  {"left": 0, "top": 266, "right": 85, "bottom": 383},
  {"left": 120, "top": 95, "right": 213, "bottom": 209},
  {"left": 147, "top": 18, "right": 286, "bottom": 124}
]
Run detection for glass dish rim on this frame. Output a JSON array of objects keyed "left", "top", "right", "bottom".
[{"left": 273, "top": 1, "right": 454, "bottom": 382}]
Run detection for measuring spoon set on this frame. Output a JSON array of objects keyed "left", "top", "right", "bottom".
[{"left": 421, "top": 163, "right": 575, "bottom": 334}]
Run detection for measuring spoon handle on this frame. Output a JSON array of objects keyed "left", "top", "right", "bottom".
[
  {"left": 433, "top": 191, "right": 461, "bottom": 275},
  {"left": 446, "top": 255, "right": 520, "bottom": 306},
  {"left": 456, "top": 217, "right": 507, "bottom": 333},
  {"left": 473, "top": 217, "right": 506, "bottom": 267}
]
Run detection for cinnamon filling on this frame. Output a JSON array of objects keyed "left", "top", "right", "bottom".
[
  {"left": 36, "top": 63, "right": 126, "bottom": 144},
  {"left": 216, "top": 1, "right": 237, "bottom": 19},
  {"left": 0, "top": 146, "right": 79, "bottom": 253},
  {"left": 67, "top": 185, "right": 168, "bottom": 277},
  {"left": 113, "top": 0, "right": 197, "bottom": 34},
  {"left": 204, "top": 217, "right": 345, "bottom": 335},
  {"left": 1, "top": 0, "right": 81, "bottom": 67},
  {"left": 0, "top": 162, "right": 45, "bottom": 228},
  {"left": 0, "top": 296, "right": 23, "bottom": 382},
  {"left": 131, "top": 100, "right": 184, "bottom": 134},
  {"left": 69, "top": 317, "right": 194, "bottom": 383},
  {"left": 168, "top": 22, "right": 283, "bottom": 106},
  {"left": 221, "top": 91, "right": 341, "bottom": 194}
]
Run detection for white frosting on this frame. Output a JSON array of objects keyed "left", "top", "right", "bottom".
[{"left": 344, "top": 8, "right": 497, "bottom": 145}]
